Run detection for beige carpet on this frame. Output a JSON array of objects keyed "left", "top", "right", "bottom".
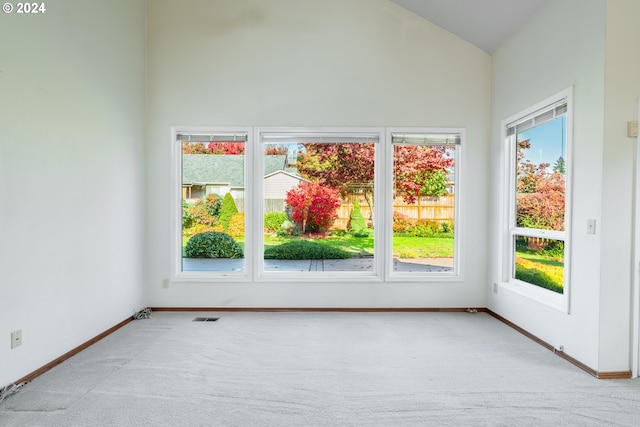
[{"left": 1, "top": 311, "right": 640, "bottom": 426}]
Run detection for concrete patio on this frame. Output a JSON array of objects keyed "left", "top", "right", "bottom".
[{"left": 182, "top": 257, "right": 453, "bottom": 273}]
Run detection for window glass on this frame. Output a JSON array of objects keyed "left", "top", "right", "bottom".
[
  {"left": 180, "top": 133, "right": 247, "bottom": 273},
  {"left": 260, "top": 134, "right": 377, "bottom": 274},
  {"left": 391, "top": 133, "right": 458, "bottom": 274},
  {"left": 515, "top": 116, "right": 566, "bottom": 232},
  {"left": 507, "top": 99, "right": 569, "bottom": 295},
  {"left": 513, "top": 236, "right": 564, "bottom": 293}
]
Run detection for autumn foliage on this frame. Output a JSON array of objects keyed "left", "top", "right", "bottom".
[
  {"left": 393, "top": 145, "right": 455, "bottom": 204},
  {"left": 181, "top": 141, "right": 245, "bottom": 154},
  {"left": 516, "top": 139, "right": 565, "bottom": 231},
  {"left": 285, "top": 181, "right": 341, "bottom": 233},
  {"left": 296, "top": 142, "right": 455, "bottom": 214},
  {"left": 296, "top": 143, "right": 375, "bottom": 197}
]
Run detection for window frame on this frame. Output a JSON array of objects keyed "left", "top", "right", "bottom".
[
  {"left": 385, "top": 127, "right": 464, "bottom": 282},
  {"left": 171, "top": 126, "right": 253, "bottom": 282},
  {"left": 171, "top": 126, "right": 465, "bottom": 284},
  {"left": 254, "top": 127, "right": 384, "bottom": 283},
  {"left": 499, "top": 88, "right": 574, "bottom": 312}
]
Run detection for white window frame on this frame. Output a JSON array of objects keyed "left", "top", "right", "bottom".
[
  {"left": 385, "top": 128, "right": 464, "bottom": 282},
  {"left": 171, "top": 126, "right": 466, "bottom": 284},
  {"left": 254, "top": 127, "right": 384, "bottom": 283},
  {"left": 171, "top": 126, "right": 253, "bottom": 282},
  {"left": 498, "top": 88, "right": 574, "bottom": 312}
]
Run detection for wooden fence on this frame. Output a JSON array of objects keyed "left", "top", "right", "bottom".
[
  {"left": 333, "top": 195, "right": 455, "bottom": 229},
  {"left": 193, "top": 196, "right": 455, "bottom": 229}
]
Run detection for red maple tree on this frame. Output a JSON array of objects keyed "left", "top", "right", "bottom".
[
  {"left": 285, "top": 181, "right": 341, "bottom": 233},
  {"left": 393, "top": 145, "right": 455, "bottom": 204}
]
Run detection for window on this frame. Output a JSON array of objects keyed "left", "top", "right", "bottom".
[
  {"left": 257, "top": 130, "right": 380, "bottom": 279},
  {"left": 173, "top": 126, "right": 464, "bottom": 282},
  {"left": 388, "top": 130, "right": 461, "bottom": 279},
  {"left": 176, "top": 128, "right": 250, "bottom": 278},
  {"left": 502, "top": 89, "right": 572, "bottom": 308}
]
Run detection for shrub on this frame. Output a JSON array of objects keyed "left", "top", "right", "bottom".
[
  {"left": 285, "top": 181, "right": 340, "bottom": 233},
  {"left": 348, "top": 198, "right": 367, "bottom": 235},
  {"left": 219, "top": 193, "right": 238, "bottom": 231},
  {"left": 227, "top": 212, "right": 245, "bottom": 238},
  {"left": 183, "top": 223, "right": 223, "bottom": 238},
  {"left": 264, "top": 212, "right": 289, "bottom": 233},
  {"left": 277, "top": 219, "right": 295, "bottom": 237},
  {"left": 185, "top": 232, "right": 243, "bottom": 259},
  {"left": 203, "top": 194, "right": 222, "bottom": 217},
  {"left": 352, "top": 230, "right": 370, "bottom": 238},
  {"left": 182, "top": 200, "right": 194, "bottom": 228},
  {"left": 392, "top": 211, "right": 413, "bottom": 233},
  {"left": 264, "top": 240, "right": 351, "bottom": 260},
  {"left": 409, "top": 219, "right": 440, "bottom": 237},
  {"left": 184, "top": 194, "right": 222, "bottom": 228}
]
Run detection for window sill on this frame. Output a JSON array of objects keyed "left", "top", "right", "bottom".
[{"left": 500, "top": 279, "right": 567, "bottom": 313}]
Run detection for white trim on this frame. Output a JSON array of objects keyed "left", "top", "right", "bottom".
[
  {"left": 172, "top": 125, "right": 466, "bottom": 284},
  {"left": 263, "top": 170, "right": 308, "bottom": 181},
  {"left": 498, "top": 87, "right": 574, "bottom": 313},
  {"left": 385, "top": 127, "right": 464, "bottom": 282},
  {"left": 632, "top": 99, "right": 640, "bottom": 378},
  {"left": 500, "top": 278, "right": 565, "bottom": 310},
  {"left": 171, "top": 126, "right": 252, "bottom": 282},
  {"left": 255, "top": 127, "right": 384, "bottom": 282}
]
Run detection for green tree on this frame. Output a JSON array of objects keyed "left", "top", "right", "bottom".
[
  {"left": 349, "top": 198, "right": 367, "bottom": 234},
  {"left": 219, "top": 193, "right": 238, "bottom": 231},
  {"left": 553, "top": 156, "right": 566, "bottom": 174}
]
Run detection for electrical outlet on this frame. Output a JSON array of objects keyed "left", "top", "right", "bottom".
[
  {"left": 11, "top": 330, "right": 22, "bottom": 349},
  {"left": 493, "top": 283, "right": 498, "bottom": 294},
  {"left": 162, "top": 278, "right": 170, "bottom": 289}
]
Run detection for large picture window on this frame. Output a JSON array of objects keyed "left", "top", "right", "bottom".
[
  {"left": 173, "top": 127, "right": 464, "bottom": 282},
  {"left": 503, "top": 89, "right": 572, "bottom": 306},
  {"left": 257, "top": 130, "right": 380, "bottom": 278}
]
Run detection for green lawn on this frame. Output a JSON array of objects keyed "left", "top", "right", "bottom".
[
  {"left": 514, "top": 250, "right": 564, "bottom": 293},
  {"left": 392, "top": 235, "right": 454, "bottom": 258},
  {"left": 264, "top": 232, "right": 374, "bottom": 258},
  {"left": 184, "top": 229, "right": 454, "bottom": 259}
]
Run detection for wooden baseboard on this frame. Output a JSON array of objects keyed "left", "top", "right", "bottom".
[
  {"left": 6, "top": 307, "right": 631, "bottom": 390},
  {"left": 595, "top": 371, "right": 633, "bottom": 379},
  {"left": 485, "top": 309, "right": 631, "bottom": 379},
  {"left": 10, "top": 316, "right": 133, "bottom": 387},
  {"left": 149, "top": 307, "right": 484, "bottom": 312}
]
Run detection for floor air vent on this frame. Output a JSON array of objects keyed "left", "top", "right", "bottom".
[{"left": 193, "top": 317, "right": 220, "bottom": 322}]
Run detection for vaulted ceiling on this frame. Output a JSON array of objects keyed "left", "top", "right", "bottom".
[{"left": 390, "top": 0, "right": 552, "bottom": 53}]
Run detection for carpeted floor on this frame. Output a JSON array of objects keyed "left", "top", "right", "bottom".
[{"left": 1, "top": 311, "right": 640, "bottom": 426}]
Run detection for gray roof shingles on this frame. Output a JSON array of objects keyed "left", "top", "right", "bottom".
[{"left": 182, "top": 155, "right": 287, "bottom": 187}]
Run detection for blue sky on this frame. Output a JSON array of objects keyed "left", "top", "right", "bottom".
[{"left": 518, "top": 116, "right": 566, "bottom": 169}]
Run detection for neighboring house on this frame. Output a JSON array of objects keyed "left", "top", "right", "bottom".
[
  {"left": 182, "top": 154, "right": 307, "bottom": 211},
  {"left": 263, "top": 170, "right": 309, "bottom": 199},
  {"left": 264, "top": 170, "right": 310, "bottom": 213}
]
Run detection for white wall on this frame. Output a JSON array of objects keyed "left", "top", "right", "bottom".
[
  {"left": 489, "top": 0, "right": 607, "bottom": 370},
  {"left": 0, "top": 0, "right": 146, "bottom": 386},
  {"left": 489, "top": 0, "right": 640, "bottom": 373},
  {"left": 146, "top": 0, "right": 491, "bottom": 308},
  {"left": 599, "top": 0, "right": 640, "bottom": 372}
]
